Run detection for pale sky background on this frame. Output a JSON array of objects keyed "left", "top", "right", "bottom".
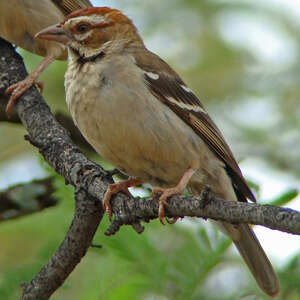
[{"left": 0, "top": 0, "right": 299, "bottom": 266}]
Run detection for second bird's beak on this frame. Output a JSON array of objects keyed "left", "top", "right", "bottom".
[{"left": 35, "top": 24, "right": 71, "bottom": 44}]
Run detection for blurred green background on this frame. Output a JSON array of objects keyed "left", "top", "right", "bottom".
[{"left": 0, "top": 0, "right": 300, "bottom": 299}]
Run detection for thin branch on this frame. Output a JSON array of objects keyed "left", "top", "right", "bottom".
[
  {"left": 106, "top": 190, "right": 300, "bottom": 236},
  {"left": 0, "top": 177, "right": 57, "bottom": 222},
  {"left": 21, "top": 188, "right": 102, "bottom": 300},
  {"left": 0, "top": 38, "right": 299, "bottom": 300}
]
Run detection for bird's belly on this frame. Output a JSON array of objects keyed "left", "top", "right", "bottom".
[{"left": 66, "top": 67, "right": 223, "bottom": 189}]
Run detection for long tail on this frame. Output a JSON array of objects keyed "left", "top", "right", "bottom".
[{"left": 222, "top": 222, "right": 280, "bottom": 297}]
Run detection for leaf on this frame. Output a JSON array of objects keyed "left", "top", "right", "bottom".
[{"left": 268, "top": 189, "right": 299, "bottom": 206}]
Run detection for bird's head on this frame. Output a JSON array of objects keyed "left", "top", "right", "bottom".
[{"left": 36, "top": 7, "right": 143, "bottom": 60}]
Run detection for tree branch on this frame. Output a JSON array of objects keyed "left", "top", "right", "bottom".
[
  {"left": 0, "top": 177, "right": 57, "bottom": 222},
  {"left": 0, "top": 37, "right": 299, "bottom": 300},
  {"left": 106, "top": 189, "right": 300, "bottom": 236},
  {"left": 21, "top": 188, "right": 102, "bottom": 300},
  {"left": 0, "top": 37, "right": 110, "bottom": 300}
]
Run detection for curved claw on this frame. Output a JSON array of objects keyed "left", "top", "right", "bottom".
[
  {"left": 166, "top": 216, "right": 179, "bottom": 224},
  {"left": 5, "top": 77, "right": 44, "bottom": 116},
  {"left": 35, "top": 80, "right": 44, "bottom": 94},
  {"left": 5, "top": 54, "right": 54, "bottom": 117},
  {"left": 103, "top": 179, "right": 142, "bottom": 222},
  {"left": 152, "top": 168, "right": 196, "bottom": 225},
  {"left": 153, "top": 187, "right": 181, "bottom": 225}
]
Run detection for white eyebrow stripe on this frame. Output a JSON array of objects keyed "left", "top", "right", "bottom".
[
  {"left": 145, "top": 72, "right": 159, "bottom": 80},
  {"left": 65, "top": 15, "right": 109, "bottom": 26},
  {"left": 166, "top": 96, "right": 207, "bottom": 114}
]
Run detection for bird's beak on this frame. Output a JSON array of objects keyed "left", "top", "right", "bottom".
[{"left": 35, "top": 24, "right": 71, "bottom": 45}]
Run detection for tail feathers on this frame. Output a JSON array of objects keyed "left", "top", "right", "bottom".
[{"left": 222, "top": 222, "right": 280, "bottom": 297}]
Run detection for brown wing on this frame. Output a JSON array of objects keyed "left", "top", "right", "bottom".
[
  {"left": 135, "top": 50, "right": 255, "bottom": 203},
  {"left": 51, "top": 0, "right": 92, "bottom": 16}
]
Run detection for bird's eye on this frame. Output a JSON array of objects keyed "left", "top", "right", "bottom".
[{"left": 76, "top": 23, "right": 91, "bottom": 33}]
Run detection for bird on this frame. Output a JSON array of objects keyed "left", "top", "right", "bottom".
[
  {"left": 0, "top": 0, "right": 92, "bottom": 114},
  {"left": 36, "top": 7, "right": 280, "bottom": 297}
]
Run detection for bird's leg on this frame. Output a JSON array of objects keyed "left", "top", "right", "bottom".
[
  {"left": 103, "top": 178, "right": 143, "bottom": 221},
  {"left": 152, "top": 168, "right": 196, "bottom": 225},
  {"left": 5, "top": 54, "right": 55, "bottom": 116}
]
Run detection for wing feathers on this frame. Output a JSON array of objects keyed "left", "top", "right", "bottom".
[{"left": 136, "top": 50, "right": 255, "bottom": 202}]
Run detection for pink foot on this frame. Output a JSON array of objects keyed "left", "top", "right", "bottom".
[{"left": 103, "top": 179, "right": 142, "bottom": 221}]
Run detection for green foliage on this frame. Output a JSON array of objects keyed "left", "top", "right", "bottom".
[
  {"left": 269, "top": 189, "right": 299, "bottom": 207},
  {"left": 277, "top": 253, "right": 300, "bottom": 300}
]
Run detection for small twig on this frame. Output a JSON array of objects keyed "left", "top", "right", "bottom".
[
  {"left": 90, "top": 243, "right": 103, "bottom": 249},
  {"left": 199, "top": 185, "right": 212, "bottom": 209}
]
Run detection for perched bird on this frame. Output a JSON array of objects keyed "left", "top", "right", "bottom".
[
  {"left": 0, "top": 0, "right": 92, "bottom": 114},
  {"left": 36, "top": 7, "right": 280, "bottom": 297}
]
